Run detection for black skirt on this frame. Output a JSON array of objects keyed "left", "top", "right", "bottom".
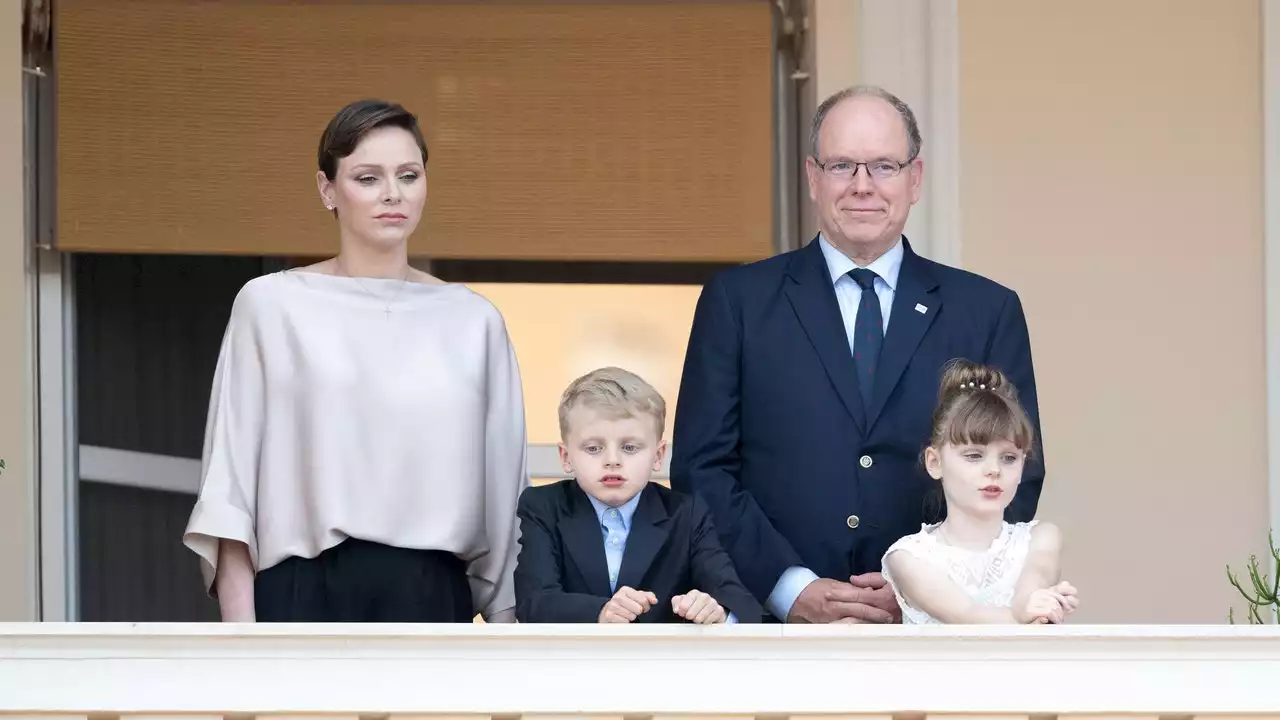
[{"left": 254, "top": 537, "right": 473, "bottom": 622}]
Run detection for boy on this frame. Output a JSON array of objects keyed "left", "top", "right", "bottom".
[{"left": 514, "top": 367, "right": 762, "bottom": 624}]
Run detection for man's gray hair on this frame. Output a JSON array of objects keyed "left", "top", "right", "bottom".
[{"left": 809, "top": 85, "right": 922, "bottom": 161}]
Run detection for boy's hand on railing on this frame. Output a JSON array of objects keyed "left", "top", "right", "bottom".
[
  {"left": 671, "top": 590, "right": 726, "bottom": 624},
  {"left": 599, "top": 586, "right": 658, "bottom": 623}
]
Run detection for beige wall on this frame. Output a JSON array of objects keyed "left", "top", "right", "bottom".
[
  {"left": 0, "top": 0, "right": 37, "bottom": 621},
  {"left": 959, "top": 0, "right": 1269, "bottom": 622}
]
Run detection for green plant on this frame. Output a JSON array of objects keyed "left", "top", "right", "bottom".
[{"left": 1227, "top": 529, "right": 1280, "bottom": 624}]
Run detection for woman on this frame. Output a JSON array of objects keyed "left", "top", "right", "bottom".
[{"left": 183, "top": 99, "right": 528, "bottom": 623}]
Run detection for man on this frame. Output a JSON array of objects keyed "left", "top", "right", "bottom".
[{"left": 669, "top": 86, "right": 1044, "bottom": 624}]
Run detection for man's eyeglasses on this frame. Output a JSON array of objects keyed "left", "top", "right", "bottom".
[{"left": 813, "top": 156, "right": 916, "bottom": 181}]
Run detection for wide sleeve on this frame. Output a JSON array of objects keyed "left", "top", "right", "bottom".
[
  {"left": 467, "top": 312, "right": 530, "bottom": 622},
  {"left": 181, "top": 286, "right": 267, "bottom": 596}
]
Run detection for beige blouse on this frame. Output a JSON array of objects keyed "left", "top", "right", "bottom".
[{"left": 182, "top": 270, "right": 529, "bottom": 621}]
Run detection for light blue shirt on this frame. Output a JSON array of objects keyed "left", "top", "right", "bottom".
[
  {"left": 587, "top": 492, "right": 642, "bottom": 593},
  {"left": 763, "top": 235, "right": 904, "bottom": 622},
  {"left": 588, "top": 491, "right": 737, "bottom": 623}
]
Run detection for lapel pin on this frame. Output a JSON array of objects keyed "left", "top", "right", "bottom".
[{"left": 915, "top": 303, "right": 928, "bottom": 314}]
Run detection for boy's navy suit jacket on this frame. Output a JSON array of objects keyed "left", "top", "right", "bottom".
[{"left": 514, "top": 480, "right": 763, "bottom": 623}]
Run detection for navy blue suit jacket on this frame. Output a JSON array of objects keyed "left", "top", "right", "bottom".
[
  {"left": 513, "top": 481, "right": 763, "bottom": 623},
  {"left": 669, "top": 237, "right": 1044, "bottom": 606}
]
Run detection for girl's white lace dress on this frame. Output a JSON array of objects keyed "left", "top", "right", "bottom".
[{"left": 881, "top": 520, "right": 1037, "bottom": 624}]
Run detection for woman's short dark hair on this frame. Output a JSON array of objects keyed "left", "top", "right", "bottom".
[{"left": 317, "top": 99, "right": 428, "bottom": 181}]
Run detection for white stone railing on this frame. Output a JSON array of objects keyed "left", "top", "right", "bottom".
[{"left": 0, "top": 623, "right": 1278, "bottom": 717}]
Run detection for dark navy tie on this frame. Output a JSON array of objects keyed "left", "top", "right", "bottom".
[{"left": 849, "top": 268, "right": 883, "bottom": 412}]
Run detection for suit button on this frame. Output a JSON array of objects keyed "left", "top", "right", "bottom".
[
  {"left": 859, "top": 455, "right": 873, "bottom": 468},
  {"left": 846, "top": 515, "right": 860, "bottom": 529}
]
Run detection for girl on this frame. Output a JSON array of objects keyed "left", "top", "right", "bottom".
[{"left": 882, "top": 359, "right": 1079, "bottom": 624}]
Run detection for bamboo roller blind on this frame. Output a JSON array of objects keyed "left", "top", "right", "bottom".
[{"left": 55, "top": 1, "right": 775, "bottom": 261}]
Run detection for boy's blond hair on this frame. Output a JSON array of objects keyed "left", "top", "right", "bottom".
[{"left": 558, "top": 367, "right": 666, "bottom": 440}]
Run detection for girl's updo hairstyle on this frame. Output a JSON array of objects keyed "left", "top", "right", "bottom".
[{"left": 928, "top": 358, "right": 1035, "bottom": 455}]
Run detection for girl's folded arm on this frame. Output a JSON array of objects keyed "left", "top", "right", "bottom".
[{"left": 885, "top": 549, "right": 1017, "bottom": 624}]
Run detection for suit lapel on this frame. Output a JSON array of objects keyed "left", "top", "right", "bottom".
[
  {"left": 616, "top": 487, "right": 671, "bottom": 592},
  {"left": 560, "top": 488, "right": 613, "bottom": 596},
  {"left": 784, "top": 239, "right": 867, "bottom": 433},
  {"left": 867, "top": 239, "right": 941, "bottom": 430}
]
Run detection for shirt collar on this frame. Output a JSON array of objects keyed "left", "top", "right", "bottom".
[
  {"left": 818, "top": 234, "right": 904, "bottom": 292},
  {"left": 587, "top": 488, "right": 643, "bottom": 531}
]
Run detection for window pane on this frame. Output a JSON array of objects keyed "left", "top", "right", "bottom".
[{"left": 467, "top": 283, "right": 702, "bottom": 445}]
